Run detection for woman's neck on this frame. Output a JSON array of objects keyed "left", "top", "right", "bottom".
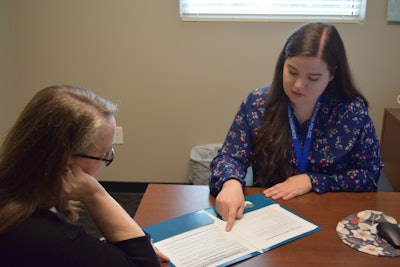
[{"left": 292, "top": 105, "right": 314, "bottom": 123}]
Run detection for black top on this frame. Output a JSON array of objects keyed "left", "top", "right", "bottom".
[{"left": 0, "top": 210, "right": 160, "bottom": 267}]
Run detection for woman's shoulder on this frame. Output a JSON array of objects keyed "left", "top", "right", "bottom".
[
  {"left": 0, "top": 210, "right": 85, "bottom": 264},
  {"left": 1, "top": 210, "right": 84, "bottom": 243},
  {"left": 243, "top": 85, "right": 269, "bottom": 105},
  {"left": 321, "top": 95, "right": 371, "bottom": 127},
  {"left": 325, "top": 95, "right": 368, "bottom": 115},
  {"left": 251, "top": 85, "right": 270, "bottom": 96}
]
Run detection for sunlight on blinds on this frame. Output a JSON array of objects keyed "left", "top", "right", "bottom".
[{"left": 180, "top": 0, "right": 367, "bottom": 22}]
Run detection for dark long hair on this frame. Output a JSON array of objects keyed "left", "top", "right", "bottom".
[
  {"left": 252, "top": 22, "right": 367, "bottom": 186},
  {"left": 0, "top": 85, "right": 117, "bottom": 234}
]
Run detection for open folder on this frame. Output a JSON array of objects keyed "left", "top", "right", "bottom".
[{"left": 143, "top": 193, "right": 321, "bottom": 267}]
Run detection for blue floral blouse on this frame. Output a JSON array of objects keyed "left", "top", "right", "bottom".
[{"left": 210, "top": 86, "right": 383, "bottom": 196}]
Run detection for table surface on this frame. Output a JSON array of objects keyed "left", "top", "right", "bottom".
[{"left": 134, "top": 184, "right": 400, "bottom": 267}]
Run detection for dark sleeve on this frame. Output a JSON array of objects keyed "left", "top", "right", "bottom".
[
  {"left": 0, "top": 212, "right": 160, "bottom": 267},
  {"left": 58, "top": 222, "right": 160, "bottom": 267},
  {"left": 111, "top": 235, "right": 160, "bottom": 266}
]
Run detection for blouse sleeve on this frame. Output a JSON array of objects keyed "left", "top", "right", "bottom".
[
  {"left": 308, "top": 98, "right": 383, "bottom": 193},
  {"left": 209, "top": 88, "right": 264, "bottom": 196}
]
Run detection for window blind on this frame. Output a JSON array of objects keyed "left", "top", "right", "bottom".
[{"left": 180, "top": 0, "right": 367, "bottom": 23}]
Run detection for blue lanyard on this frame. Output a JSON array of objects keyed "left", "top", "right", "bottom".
[{"left": 288, "top": 96, "right": 321, "bottom": 173}]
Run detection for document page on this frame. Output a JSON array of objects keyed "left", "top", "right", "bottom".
[
  {"left": 147, "top": 195, "right": 320, "bottom": 267},
  {"left": 153, "top": 222, "right": 258, "bottom": 267},
  {"left": 230, "top": 203, "right": 318, "bottom": 251}
]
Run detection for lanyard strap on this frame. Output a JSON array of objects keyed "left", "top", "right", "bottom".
[{"left": 288, "top": 96, "right": 321, "bottom": 173}]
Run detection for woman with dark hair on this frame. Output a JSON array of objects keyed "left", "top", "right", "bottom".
[
  {"left": 0, "top": 85, "right": 168, "bottom": 266},
  {"left": 210, "top": 22, "right": 383, "bottom": 231}
]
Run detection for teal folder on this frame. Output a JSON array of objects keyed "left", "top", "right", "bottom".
[{"left": 143, "top": 194, "right": 321, "bottom": 267}]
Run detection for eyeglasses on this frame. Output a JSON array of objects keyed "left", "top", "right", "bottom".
[{"left": 73, "top": 147, "right": 114, "bottom": 166}]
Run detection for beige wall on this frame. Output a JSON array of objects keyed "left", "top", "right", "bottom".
[
  {"left": 1, "top": 0, "right": 399, "bottom": 183},
  {"left": 0, "top": 0, "right": 18, "bottom": 130}
]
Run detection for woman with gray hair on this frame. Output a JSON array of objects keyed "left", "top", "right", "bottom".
[{"left": 0, "top": 85, "right": 168, "bottom": 266}]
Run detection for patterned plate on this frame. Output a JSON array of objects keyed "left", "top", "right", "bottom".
[{"left": 336, "top": 210, "right": 400, "bottom": 257}]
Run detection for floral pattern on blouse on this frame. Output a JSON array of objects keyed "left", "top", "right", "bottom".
[{"left": 210, "top": 86, "right": 383, "bottom": 196}]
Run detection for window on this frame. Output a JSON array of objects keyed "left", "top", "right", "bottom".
[{"left": 180, "top": 0, "right": 367, "bottom": 23}]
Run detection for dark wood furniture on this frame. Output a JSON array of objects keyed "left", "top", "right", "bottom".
[
  {"left": 381, "top": 108, "right": 400, "bottom": 191},
  {"left": 134, "top": 184, "right": 400, "bottom": 267}
]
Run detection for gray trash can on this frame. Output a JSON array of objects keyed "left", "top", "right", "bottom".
[{"left": 189, "top": 144, "right": 221, "bottom": 185}]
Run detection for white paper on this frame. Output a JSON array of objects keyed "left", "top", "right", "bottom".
[
  {"left": 231, "top": 204, "right": 318, "bottom": 250},
  {"left": 153, "top": 204, "right": 318, "bottom": 267},
  {"left": 154, "top": 223, "right": 256, "bottom": 267}
]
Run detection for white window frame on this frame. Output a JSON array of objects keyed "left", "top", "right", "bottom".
[{"left": 180, "top": 0, "right": 367, "bottom": 23}]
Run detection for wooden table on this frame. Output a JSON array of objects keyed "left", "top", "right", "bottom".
[{"left": 134, "top": 184, "right": 400, "bottom": 266}]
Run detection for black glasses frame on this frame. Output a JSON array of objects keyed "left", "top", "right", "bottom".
[{"left": 73, "top": 147, "right": 114, "bottom": 166}]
